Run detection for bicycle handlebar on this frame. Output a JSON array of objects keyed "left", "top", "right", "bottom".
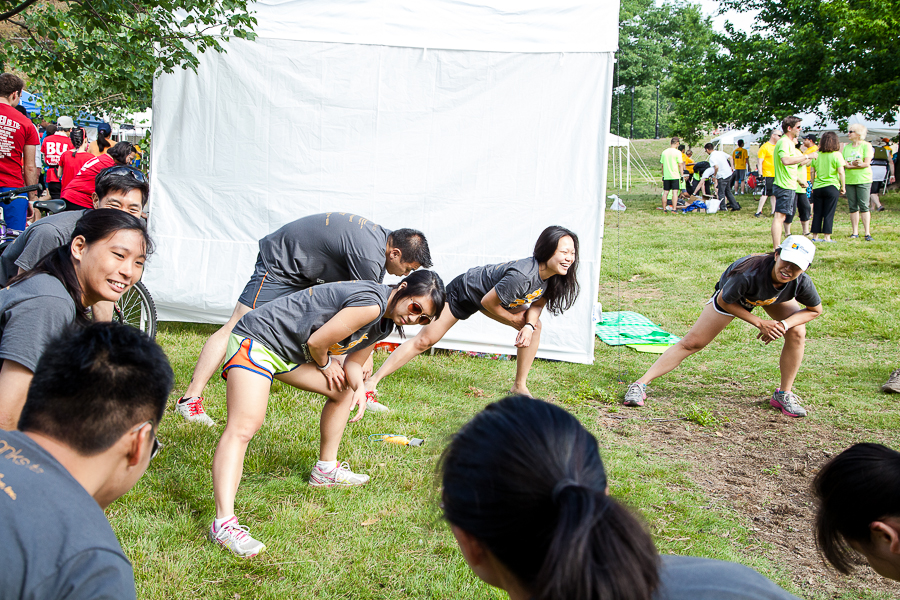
[{"left": 0, "top": 185, "right": 43, "bottom": 204}]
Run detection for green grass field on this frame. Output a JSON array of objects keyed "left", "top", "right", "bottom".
[{"left": 118, "top": 139, "right": 900, "bottom": 599}]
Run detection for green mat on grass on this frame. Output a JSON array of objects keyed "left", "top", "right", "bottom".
[{"left": 595, "top": 311, "right": 681, "bottom": 350}]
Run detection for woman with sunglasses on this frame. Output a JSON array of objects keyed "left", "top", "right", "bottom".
[
  {"left": 208, "top": 270, "right": 445, "bottom": 558},
  {"left": 365, "top": 225, "right": 578, "bottom": 406},
  {"left": 441, "top": 395, "right": 800, "bottom": 600},
  {"left": 0, "top": 209, "right": 151, "bottom": 430},
  {"left": 61, "top": 141, "right": 138, "bottom": 212}
]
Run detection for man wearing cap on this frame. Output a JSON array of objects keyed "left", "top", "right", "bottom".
[
  {"left": 0, "top": 73, "right": 40, "bottom": 231},
  {"left": 40, "top": 116, "right": 74, "bottom": 200},
  {"left": 622, "top": 234, "right": 822, "bottom": 419}
]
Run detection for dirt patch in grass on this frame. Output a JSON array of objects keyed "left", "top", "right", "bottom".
[
  {"left": 599, "top": 277, "right": 665, "bottom": 302},
  {"left": 600, "top": 393, "right": 900, "bottom": 599}
]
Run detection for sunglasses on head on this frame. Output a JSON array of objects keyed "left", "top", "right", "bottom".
[
  {"left": 131, "top": 420, "right": 162, "bottom": 460},
  {"left": 408, "top": 301, "right": 433, "bottom": 325},
  {"left": 99, "top": 165, "right": 147, "bottom": 183}
]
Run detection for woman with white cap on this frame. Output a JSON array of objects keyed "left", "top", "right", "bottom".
[{"left": 623, "top": 235, "right": 822, "bottom": 418}]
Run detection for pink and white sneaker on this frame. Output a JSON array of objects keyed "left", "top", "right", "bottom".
[
  {"left": 208, "top": 516, "right": 266, "bottom": 557},
  {"left": 308, "top": 462, "right": 370, "bottom": 487}
]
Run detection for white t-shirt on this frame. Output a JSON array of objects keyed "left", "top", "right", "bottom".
[{"left": 708, "top": 150, "right": 734, "bottom": 179}]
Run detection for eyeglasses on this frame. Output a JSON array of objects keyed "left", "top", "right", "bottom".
[
  {"left": 408, "top": 301, "right": 434, "bottom": 325},
  {"left": 98, "top": 165, "right": 147, "bottom": 183},
  {"left": 131, "top": 420, "right": 162, "bottom": 460}
]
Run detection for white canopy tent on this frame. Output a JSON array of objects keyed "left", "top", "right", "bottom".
[
  {"left": 711, "top": 129, "right": 756, "bottom": 147},
  {"left": 145, "top": 0, "right": 619, "bottom": 364},
  {"left": 607, "top": 133, "right": 655, "bottom": 190}
]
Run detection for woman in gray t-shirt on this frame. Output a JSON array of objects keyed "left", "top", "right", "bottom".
[
  {"left": 0, "top": 209, "right": 151, "bottom": 429},
  {"left": 208, "top": 270, "right": 445, "bottom": 558},
  {"left": 365, "top": 226, "right": 580, "bottom": 404}
]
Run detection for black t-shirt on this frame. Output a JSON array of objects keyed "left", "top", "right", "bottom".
[
  {"left": 452, "top": 257, "right": 547, "bottom": 310},
  {"left": 714, "top": 255, "right": 820, "bottom": 312}
]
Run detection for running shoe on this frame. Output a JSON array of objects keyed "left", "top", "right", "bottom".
[
  {"left": 850, "top": 234, "right": 859, "bottom": 239},
  {"left": 175, "top": 396, "right": 216, "bottom": 426},
  {"left": 754, "top": 212, "right": 762, "bottom": 218},
  {"left": 865, "top": 235, "right": 874, "bottom": 241},
  {"left": 365, "top": 390, "right": 390, "bottom": 413},
  {"left": 309, "top": 462, "right": 370, "bottom": 487},
  {"left": 877, "top": 206, "right": 886, "bottom": 212},
  {"left": 770, "top": 390, "right": 807, "bottom": 418},
  {"left": 811, "top": 238, "right": 824, "bottom": 242},
  {"left": 208, "top": 517, "right": 266, "bottom": 558},
  {"left": 883, "top": 369, "right": 900, "bottom": 393},
  {"left": 623, "top": 382, "right": 647, "bottom": 407}
]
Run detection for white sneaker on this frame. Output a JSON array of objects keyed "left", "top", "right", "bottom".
[
  {"left": 175, "top": 396, "right": 215, "bottom": 426},
  {"left": 208, "top": 517, "right": 266, "bottom": 557},
  {"left": 365, "top": 390, "right": 390, "bottom": 413},
  {"left": 308, "top": 461, "right": 370, "bottom": 487}
]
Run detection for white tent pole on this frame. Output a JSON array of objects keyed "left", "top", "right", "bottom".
[{"left": 626, "top": 141, "right": 630, "bottom": 191}]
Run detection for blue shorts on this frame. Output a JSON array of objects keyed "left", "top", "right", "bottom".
[{"left": 0, "top": 187, "right": 29, "bottom": 231}]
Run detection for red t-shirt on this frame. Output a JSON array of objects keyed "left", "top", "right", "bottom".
[
  {"left": 58, "top": 150, "right": 94, "bottom": 192},
  {"left": 61, "top": 153, "right": 115, "bottom": 207},
  {"left": 40, "top": 133, "right": 73, "bottom": 183},
  {"left": 0, "top": 103, "right": 40, "bottom": 187}
]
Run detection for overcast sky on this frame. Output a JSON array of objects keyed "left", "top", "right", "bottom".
[{"left": 695, "top": 0, "right": 757, "bottom": 34}]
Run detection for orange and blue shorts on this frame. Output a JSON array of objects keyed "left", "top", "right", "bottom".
[{"left": 222, "top": 334, "right": 299, "bottom": 381}]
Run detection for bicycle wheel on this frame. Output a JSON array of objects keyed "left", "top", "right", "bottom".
[{"left": 114, "top": 281, "right": 158, "bottom": 339}]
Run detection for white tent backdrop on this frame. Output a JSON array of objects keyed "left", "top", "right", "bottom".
[{"left": 146, "top": 0, "right": 618, "bottom": 364}]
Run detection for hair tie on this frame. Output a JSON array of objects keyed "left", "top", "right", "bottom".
[{"left": 551, "top": 479, "right": 581, "bottom": 503}]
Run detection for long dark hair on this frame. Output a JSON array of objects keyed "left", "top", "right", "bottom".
[
  {"left": 96, "top": 128, "right": 112, "bottom": 153},
  {"left": 69, "top": 128, "right": 86, "bottom": 155},
  {"left": 813, "top": 443, "right": 900, "bottom": 574},
  {"left": 728, "top": 250, "right": 777, "bottom": 277},
  {"left": 386, "top": 269, "right": 446, "bottom": 338},
  {"left": 440, "top": 396, "right": 660, "bottom": 600},
  {"left": 7, "top": 209, "right": 153, "bottom": 322},
  {"left": 108, "top": 141, "right": 134, "bottom": 165},
  {"left": 534, "top": 226, "right": 580, "bottom": 315}
]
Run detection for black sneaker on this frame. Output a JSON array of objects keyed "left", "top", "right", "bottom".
[
  {"left": 865, "top": 235, "right": 874, "bottom": 241},
  {"left": 754, "top": 212, "right": 762, "bottom": 218}
]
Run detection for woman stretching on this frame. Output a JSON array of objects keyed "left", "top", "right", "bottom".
[
  {"left": 365, "top": 225, "right": 579, "bottom": 405},
  {"left": 441, "top": 395, "right": 800, "bottom": 599},
  {"left": 809, "top": 132, "right": 846, "bottom": 243},
  {"left": 623, "top": 235, "right": 822, "bottom": 418},
  {"left": 209, "top": 270, "right": 445, "bottom": 557},
  {"left": 0, "top": 209, "right": 151, "bottom": 429}
]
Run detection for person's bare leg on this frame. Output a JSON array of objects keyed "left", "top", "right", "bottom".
[
  {"left": 661, "top": 190, "right": 669, "bottom": 211},
  {"left": 862, "top": 211, "right": 871, "bottom": 236},
  {"left": 850, "top": 211, "right": 860, "bottom": 236},
  {"left": 212, "top": 370, "right": 271, "bottom": 518},
  {"left": 870, "top": 193, "right": 883, "bottom": 211},
  {"left": 801, "top": 220, "right": 810, "bottom": 236},
  {"left": 770, "top": 196, "right": 776, "bottom": 213},
  {"left": 511, "top": 319, "right": 541, "bottom": 397},
  {"left": 636, "top": 303, "right": 733, "bottom": 384},
  {"left": 771, "top": 212, "right": 787, "bottom": 250},
  {"left": 763, "top": 302, "right": 806, "bottom": 393},
  {"left": 366, "top": 304, "right": 459, "bottom": 391},
  {"left": 183, "top": 302, "right": 253, "bottom": 398},
  {"left": 756, "top": 195, "right": 768, "bottom": 215}
]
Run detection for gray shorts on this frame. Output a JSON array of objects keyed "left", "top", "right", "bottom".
[
  {"left": 773, "top": 185, "right": 796, "bottom": 216},
  {"left": 734, "top": 169, "right": 746, "bottom": 183},
  {"left": 237, "top": 254, "right": 309, "bottom": 308},
  {"left": 846, "top": 183, "right": 870, "bottom": 213}
]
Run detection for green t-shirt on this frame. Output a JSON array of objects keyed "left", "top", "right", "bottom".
[
  {"left": 773, "top": 136, "right": 800, "bottom": 190},
  {"left": 660, "top": 147, "right": 682, "bottom": 180},
  {"left": 841, "top": 142, "right": 873, "bottom": 185},
  {"left": 812, "top": 152, "right": 846, "bottom": 190}
]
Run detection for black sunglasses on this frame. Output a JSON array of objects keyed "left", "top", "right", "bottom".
[
  {"left": 132, "top": 420, "right": 163, "bottom": 460},
  {"left": 98, "top": 165, "right": 147, "bottom": 184}
]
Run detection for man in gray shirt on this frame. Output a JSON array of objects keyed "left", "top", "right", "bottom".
[
  {"left": 176, "top": 212, "right": 432, "bottom": 426},
  {"left": 0, "top": 322, "right": 173, "bottom": 600}
]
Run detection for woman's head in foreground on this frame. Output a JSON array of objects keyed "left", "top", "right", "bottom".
[
  {"left": 440, "top": 396, "right": 659, "bottom": 600},
  {"left": 814, "top": 443, "right": 900, "bottom": 581}
]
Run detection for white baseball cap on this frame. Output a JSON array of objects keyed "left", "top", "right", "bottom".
[
  {"left": 56, "top": 116, "right": 74, "bottom": 129},
  {"left": 778, "top": 235, "right": 815, "bottom": 270}
]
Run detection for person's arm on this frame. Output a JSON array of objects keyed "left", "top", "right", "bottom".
[
  {"left": 515, "top": 299, "right": 546, "bottom": 348},
  {"left": 781, "top": 153, "right": 809, "bottom": 166},
  {"left": 343, "top": 345, "right": 376, "bottom": 422},
  {"left": 23, "top": 145, "right": 39, "bottom": 204},
  {"left": 0, "top": 359, "right": 34, "bottom": 430},
  {"left": 838, "top": 165, "right": 846, "bottom": 194},
  {"left": 716, "top": 299, "right": 787, "bottom": 344},
  {"left": 810, "top": 165, "right": 816, "bottom": 186},
  {"left": 306, "top": 305, "right": 381, "bottom": 391},
  {"left": 480, "top": 288, "right": 528, "bottom": 329}
]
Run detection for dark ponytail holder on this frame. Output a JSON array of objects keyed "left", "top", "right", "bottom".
[{"left": 551, "top": 479, "right": 581, "bottom": 503}]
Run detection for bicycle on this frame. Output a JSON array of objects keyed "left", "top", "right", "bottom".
[{"left": 0, "top": 185, "right": 158, "bottom": 339}]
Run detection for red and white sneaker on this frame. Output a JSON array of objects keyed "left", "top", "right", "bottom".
[
  {"left": 175, "top": 396, "right": 216, "bottom": 426},
  {"left": 208, "top": 516, "right": 266, "bottom": 557},
  {"left": 365, "top": 390, "right": 390, "bottom": 413},
  {"left": 309, "top": 462, "right": 370, "bottom": 487}
]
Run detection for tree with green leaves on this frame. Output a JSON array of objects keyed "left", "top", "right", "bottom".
[
  {"left": 0, "top": 0, "right": 257, "bottom": 119},
  {"left": 669, "top": 0, "right": 900, "bottom": 137}
]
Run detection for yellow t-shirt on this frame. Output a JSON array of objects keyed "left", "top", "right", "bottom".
[
  {"left": 803, "top": 144, "right": 818, "bottom": 181},
  {"left": 758, "top": 142, "right": 775, "bottom": 177},
  {"left": 682, "top": 153, "right": 695, "bottom": 174},
  {"left": 732, "top": 148, "right": 748, "bottom": 170}
]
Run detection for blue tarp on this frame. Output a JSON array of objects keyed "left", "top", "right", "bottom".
[{"left": 19, "top": 91, "right": 105, "bottom": 128}]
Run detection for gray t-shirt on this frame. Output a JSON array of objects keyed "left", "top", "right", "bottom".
[
  {"left": 0, "top": 210, "right": 85, "bottom": 285},
  {"left": 715, "top": 255, "right": 820, "bottom": 312},
  {"left": 0, "top": 430, "right": 136, "bottom": 600},
  {"left": 456, "top": 257, "right": 547, "bottom": 309},
  {"left": 233, "top": 280, "right": 395, "bottom": 363},
  {"left": 655, "top": 555, "right": 799, "bottom": 599},
  {"left": 258, "top": 213, "right": 391, "bottom": 287},
  {"left": 0, "top": 273, "right": 76, "bottom": 372}
]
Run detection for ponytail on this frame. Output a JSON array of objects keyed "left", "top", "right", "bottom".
[
  {"left": 69, "top": 127, "right": 86, "bottom": 156},
  {"left": 440, "top": 396, "right": 660, "bottom": 600},
  {"left": 97, "top": 129, "right": 111, "bottom": 153}
]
